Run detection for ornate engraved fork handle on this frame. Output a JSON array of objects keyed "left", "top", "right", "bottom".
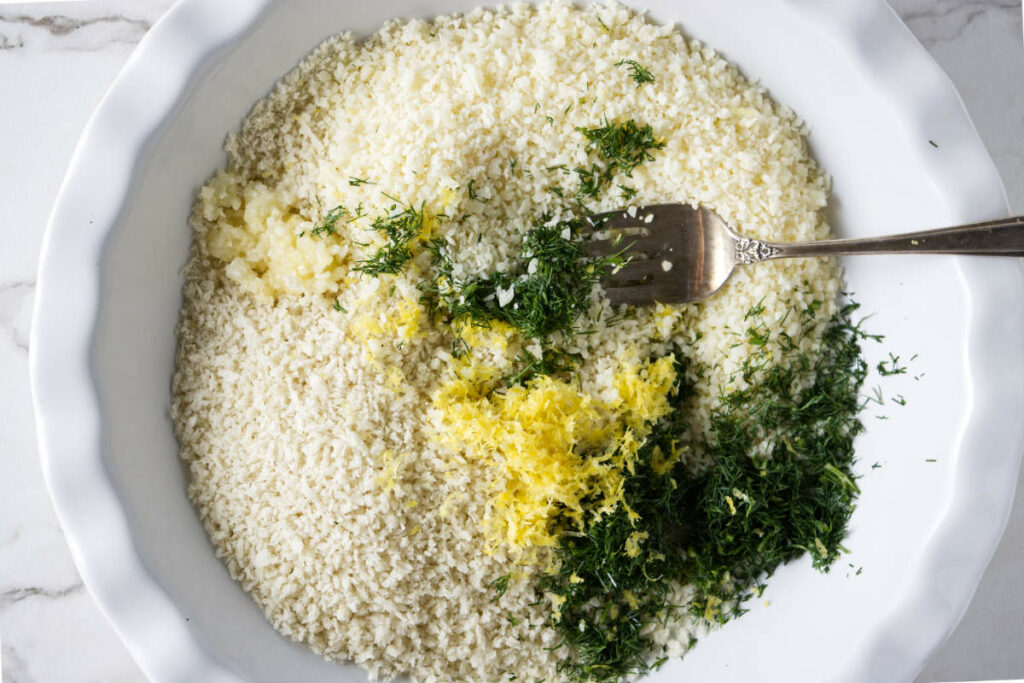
[{"left": 737, "top": 216, "right": 1024, "bottom": 262}]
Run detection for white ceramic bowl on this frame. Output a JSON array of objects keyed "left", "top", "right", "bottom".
[{"left": 31, "top": 0, "right": 1024, "bottom": 681}]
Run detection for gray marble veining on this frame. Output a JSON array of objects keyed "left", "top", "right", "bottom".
[
  {"left": 0, "top": 281, "right": 34, "bottom": 354},
  {"left": 0, "top": 0, "right": 174, "bottom": 52},
  {"left": 898, "top": 0, "right": 1021, "bottom": 45},
  {"left": 0, "top": 584, "right": 83, "bottom": 612},
  {"left": 0, "top": 13, "right": 150, "bottom": 52}
]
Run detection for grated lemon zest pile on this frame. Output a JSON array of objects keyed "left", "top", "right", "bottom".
[
  {"left": 454, "top": 319, "right": 518, "bottom": 353},
  {"left": 350, "top": 297, "right": 425, "bottom": 348},
  {"left": 432, "top": 356, "right": 677, "bottom": 557}
]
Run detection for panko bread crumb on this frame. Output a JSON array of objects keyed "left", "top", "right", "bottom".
[{"left": 173, "top": 3, "right": 841, "bottom": 681}]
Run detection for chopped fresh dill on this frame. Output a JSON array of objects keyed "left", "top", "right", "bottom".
[
  {"left": 744, "top": 296, "right": 767, "bottom": 320},
  {"left": 572, "top": 164, "right": 605, "bottom": 200},
  {"left": 503, "top": 347, "right": 579, "bottom": 386},
  {"left": 615, "top": 59, "right": 656, "bottom": 87},
  {"left": 537, "top": 300, "right": 874, "bottom": 682},
  {"left": 420, "top": 216, "right": 625, "bottom": 343},
  {"left": 348, "top": 176, "right": 374, "bottom": 186},
  {"left": 576, "top": 118, "right": 665, "bottom": 178},
  {"left": 354, "top": 202, "right": 426, "bottom": 277},
  {"left": 876, "top": 352, "right": 907, "bottom": 376},
  {"left": 310, "top": 205, "right": 347, "bottom": 237},
  {"left": 490, "top": 574, "right": 511, "bottom": 602},
  {"left": 467, "top": 178, "right": 490, "bottom": 203},
  {"left": 554, "top": 118, "right": 665, "bottom": 204},
  {"left": 332, "top": 299, "right": 347, "bottom": 313}
]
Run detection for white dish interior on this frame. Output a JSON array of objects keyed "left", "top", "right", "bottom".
[{"left": 31, "top": 0, "right": 1024, "bottom": 681}]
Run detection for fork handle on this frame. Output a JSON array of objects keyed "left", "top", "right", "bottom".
[{"left": 748, "top": 215, "right": 1024, "bottom": 261}]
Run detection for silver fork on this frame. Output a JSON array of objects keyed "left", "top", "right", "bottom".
[{"left": 587, "top": 204, "right": 1024, "bottom": 306}]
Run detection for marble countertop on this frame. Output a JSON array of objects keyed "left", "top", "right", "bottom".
[{"left": 1, "top": 1, "right": 1021, "bottom": 681}]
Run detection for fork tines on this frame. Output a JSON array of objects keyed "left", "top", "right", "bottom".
[
  {"left": 585, "top": 204, "right": 684, "bottom": 258},
  {"left": 586, "top": 204, "right": 690, "bottom": 305}
]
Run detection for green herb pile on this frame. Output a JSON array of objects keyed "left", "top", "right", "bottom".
[
  {"left": 615, "top": 59, "right": 656, "bottom": 87},
  {"left": 355, "top": 201, "right": 427, "bottom": 277},
  {"left": 554, "top": 118, "right": 665, "bottom": 203},
  {"left": 419, "top": 217, "right": 624, "bottom": 367},
  {"left": 532, "top": 301, "right": 872, "bottom": 682}
]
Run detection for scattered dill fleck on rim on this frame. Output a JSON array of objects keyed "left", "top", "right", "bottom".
[
  {"left": 615, "top": 59, "right": 655, "bottom": 87},
  {"left": 348, "top": 176, "right": 374, "bottom": 186},
  {"left": 929, "top": 140, "right": 939, "bottom": 148},
  {"left": 310, "top": 205, "right": 347, "bottom": 237},
  {"left": 354, "top": 201, "right": 426, "bottom": 277},
  {"left": 876, "top": 352, "right": 907, "bottom": 376}
]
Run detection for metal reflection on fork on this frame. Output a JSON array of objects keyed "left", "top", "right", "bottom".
[{"left": 586, "top": 204, "right": 1024, "bottom": 306}]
